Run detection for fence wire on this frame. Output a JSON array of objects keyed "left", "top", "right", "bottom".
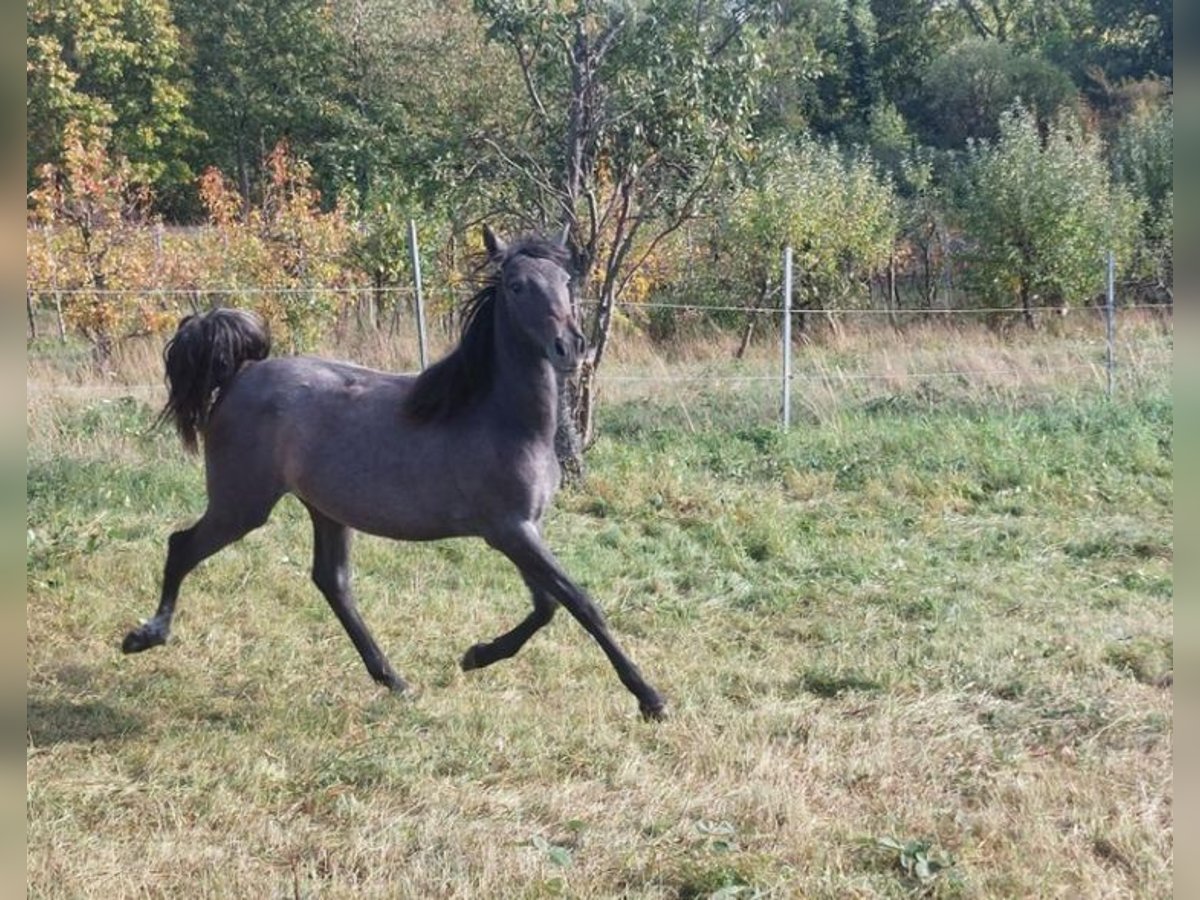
[
  {"left": 27, "top": 284, "right": 1172, "bottom": 430},
  {"left": 28, "top": 284, "right": 1174, "bottom": 318}
]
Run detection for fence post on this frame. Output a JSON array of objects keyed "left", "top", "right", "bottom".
[
  {"left": 1105, "top": 249, "right": 1116, "bottom": 400},
  {"left": 782, "top": 245, "right": 793, "bottom": 430},
  {"left": 407, "top": 217, "right": 429, "bottom": 371}
]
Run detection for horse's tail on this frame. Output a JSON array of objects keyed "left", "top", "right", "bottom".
[{"left": 156, "top": 308, "right": 271, "bottom": 453}]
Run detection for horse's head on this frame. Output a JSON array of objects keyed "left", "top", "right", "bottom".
[{"left": 484, "top": 225, "right": 587, "bottom": 374}]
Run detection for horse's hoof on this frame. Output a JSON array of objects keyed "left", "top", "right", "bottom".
[
  {"left": 460, "top": 644, "right": 486, "bottom": 671},
  {"left": 375, "top": 672, "right": 410, "bottom": 694},
  {"left": 639, "top": 699, "right": 668, "bottom": 722},
  {"left": 121, "top": 626, "right": 164, "bottom": 654}
]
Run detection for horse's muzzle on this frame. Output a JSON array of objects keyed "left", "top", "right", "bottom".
[{"left": 549, "top": 328, "right": 587, "bottom": 373}]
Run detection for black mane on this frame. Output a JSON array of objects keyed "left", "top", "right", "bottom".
[{"left": 403, "top": 235, "right": 571, "bottom": 423}]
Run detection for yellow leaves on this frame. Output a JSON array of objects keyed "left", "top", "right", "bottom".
[
  {"left": 28, "top": 137, "right": 374, "bottom": 355},
  {"left": 198, "top": 166, "right": 239, "bottom": 226}
]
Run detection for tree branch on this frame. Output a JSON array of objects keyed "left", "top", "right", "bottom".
[
  {"left": 956, "top": 0, "right": 995, "bottom": 39},
  {"left": 515, "top": 40, "right": 549, "bottom": 123},
  {"left": 475, "top": 134, "right": 563, "bottom": 204},
  {"left": 709, "top": 0, "right": 752, "bottom": 59},
  {"left": 615, "top": 153, "right": 717, "bottom": 300}
]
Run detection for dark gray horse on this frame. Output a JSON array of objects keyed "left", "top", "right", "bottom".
[{"left": 123, "top": 227, "right": 666, "bottom": 720}]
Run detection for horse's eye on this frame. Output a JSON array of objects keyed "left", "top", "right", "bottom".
[{"left": 509, "top": 281, "right": 523, "bottom": 295}]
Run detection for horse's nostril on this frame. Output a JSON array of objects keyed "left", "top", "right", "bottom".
[{"left": 554, "top": 338, "right": 567, "bottom": 358}]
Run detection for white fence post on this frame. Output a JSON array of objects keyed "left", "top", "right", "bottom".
[
  {"left": 1106, "top": 249, "right": 1116, "bottom": 400},
  {"left": 782, "top": 245, "right": 793, "bottom": 430},
  {"left": 408, "top": 217, "right": 429, "bottom": 371}
]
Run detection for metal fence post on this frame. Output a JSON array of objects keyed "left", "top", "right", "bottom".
[
  {"left": 1105, "top": 249, "right": 1116, "bottom": 400},
  {"left": 782, "top": 246, "right": 793, "bottom": 430},
  {"left": 408, "top": 217, "right": 429, "bottom": 371}
]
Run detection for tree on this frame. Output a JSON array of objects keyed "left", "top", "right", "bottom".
[
  {"left": 1077, "top": 0, "right": 1171, "bottom": 84},
  {"left": 917, "top": 38, "right": 1078, "bottom": 148},
  {"left": 715, "top": 137, "right": 898, "bottom": 348},
  {"left": 27, "top": 124, "right": 161, "bottom": 364},
  {"left": 26, "top": 0, "right": 195, "bottom": 199},
  {"left": 950, "top": 0, "right": 1093, "bottom": 51},
  {"left": 958, "top": 105, "right": 1142, "bottom": 326},
  {"left": 1109, "top": 97, "right": 1172, "bottom": 294},
  {"left": 191, "top": 142, "right": 363, "bottom": 350},
  {"left": 171, "top": 0, "right": 344, "bottom": 215},
  {"left": 473, "top": 0, "right": 766, "bottom": 456},
  {"left": 325, "top": 0, "right": 520, "bottom": 211},
  {"left": 869, "top": 0, "right": 947, "bottom": 122}
]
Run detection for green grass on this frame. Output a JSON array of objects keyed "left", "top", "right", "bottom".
[{"left": 27, "top": 341, "right": 1171, "bottom": 898}]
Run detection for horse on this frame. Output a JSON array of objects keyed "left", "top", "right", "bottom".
[{"left": 122, "top": 226, "right": 667, "bottom": 720}]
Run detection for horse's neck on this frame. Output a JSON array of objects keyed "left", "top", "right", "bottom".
[{"left": 489, "top": 343, "right": 560, "bottom": 444}]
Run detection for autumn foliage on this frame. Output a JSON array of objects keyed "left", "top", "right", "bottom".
[{"left": 28, "top": 137, "right": 371, "bottom": 359}]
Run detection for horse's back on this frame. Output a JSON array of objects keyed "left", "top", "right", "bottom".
[
  {"left": 204, "top": 355, "right": 408, "bottom": 477},
  {"left": 205, "top": 355, "right": 494, "bottom": 539}
]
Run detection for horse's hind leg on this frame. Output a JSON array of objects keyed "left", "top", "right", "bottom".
[
  {"left": 460, "top": 577, "right": 557, "bottom": 671},
  {"left": 122, "top": 500, "right": 276, "bottom": 653},
  {"left": 306, "top": 504, "right": 407, "bottom": 693}
]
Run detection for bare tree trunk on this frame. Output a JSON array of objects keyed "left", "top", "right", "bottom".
[
  {"left": 556, "top": 369, "right": 586, "bottom": 486},
  {"left": 555, "top": 280, "right": 590, "bottom": 484},
  {"left": 54, "top": 291, "right": 66, "bottom": 343},
  {"left": 551, "top": 18, "right": 625, "bottom": 478},
  {"left": 575, "top": 280, "right": 618, "bottom": 450},
  {"left": 43, "top": 227, "right": 66, "bottom": 342},
  {"left": 735, "top": 314, "right": 756, "bottom": 359},
  {"left": 886, "top": 255, "right": 899, "bottom": 331},
  {"left": 1020, "top": 283, "right": 1036, "bottom": 330},
  {"left": 736, "top": 276, "right": 771, "bottom": 359},
  {"left": 373, "top": 271, "right": 385, "bottom": 331}
]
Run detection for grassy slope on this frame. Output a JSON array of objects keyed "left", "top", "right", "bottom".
[{"left": 27, "top": 344, "right": 1171, "bottom": 898}]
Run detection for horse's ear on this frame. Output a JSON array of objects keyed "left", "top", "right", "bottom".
[{"left": 482, "top": 225, "right": 507, "bottom": 262}]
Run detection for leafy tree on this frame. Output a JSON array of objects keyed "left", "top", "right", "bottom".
[
  {"left": 869, "top": 0, "right": 948, "bottom": 121},
  {"left": 325, "top": 0, "right": 520, "bottom": 211},
  {"left": 26, "top": 0, "right": 195, "bottom": 197},
  {"left": 1110, "top": 98, "right": 1172, "bottom": 292},
  {"left": 1080, "top": 0, "right": 1171, "bottom": 83},
  {"left": 843, "top": 0, "right": 881, "bottom": 126},
  {"left": 171, "top": 0, "right": 344, "bottom": 216},
  {"left": 474, "top": 0, "right": 767, "bottom": 453},
  {"left": 749, "top": 0, "right": 836, "bottom": 137},
  {"left": 28, "top": 138, "right": 370, "bottom": 358},
  {"left": 950, "top": 0, "right": 1094, "bottom": 51},
  {"left": 712, "top": 137, "right": 899, "bottom": 348},
  {"left": 916, "top": 37, "right": 1078, "bottom": 148},
  {"left": 27, "top": 124, "right": 163, "bottom": 363},
  {"left": 894, "top": 147, "right": 956, "bottom": 309},
  {"left": 958, "top": 105, "right": 1142, "bottom": 326},
  {"left": 192, "top": 142, "right": 363, "bottom": 349}
]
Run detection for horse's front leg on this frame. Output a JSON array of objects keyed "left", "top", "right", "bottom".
[
  {"left": 460, "top": 577, "right": 558, "bottom": 670},
  {"left": 484, "top": 520, "right": 667, "bottom": 720}
]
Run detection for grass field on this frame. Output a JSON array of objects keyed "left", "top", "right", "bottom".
[{"left": 27, "top": 321, "right": 1172, "bottom": 897}]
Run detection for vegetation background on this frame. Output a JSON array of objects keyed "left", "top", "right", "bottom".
[{"left": 27, "top": 0, "right": 1173, "bottom": 367}]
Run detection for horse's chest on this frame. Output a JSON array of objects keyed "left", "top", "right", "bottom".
[{"left": 487, "top": 443, "right": 559, "bottom": 522}]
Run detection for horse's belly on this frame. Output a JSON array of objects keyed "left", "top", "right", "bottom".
[{"left": 291, "top": 471, "right": 474, "bottom": 542}]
